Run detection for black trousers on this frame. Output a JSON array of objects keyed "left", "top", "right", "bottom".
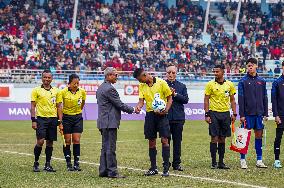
[
  {"left": 99, "top": 128, "right": 117, "bottom": 177},
  {"left": 168, "top": 120, "right": 184, "bottom": 167}
]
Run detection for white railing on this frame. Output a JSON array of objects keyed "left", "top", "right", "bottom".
[{"left": 0, "top": 69, "right": 281, "bottom": 83}]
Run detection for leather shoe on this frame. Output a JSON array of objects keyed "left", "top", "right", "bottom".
[
  {"left": 99, "top": 173, "right": 108, "bottom": 177},
  {"left": 218, "top": 163, "right": 230, "bottom": 169},
  {"left": 173, "top": 165, "right": 183, "bottom": 171},
  {"left": 211, "top": 163, "right": 218, "bottom": 169}
]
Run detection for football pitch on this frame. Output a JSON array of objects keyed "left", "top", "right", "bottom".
[{"left": 0, "top": 120, "right": 283, "bottom": 188}]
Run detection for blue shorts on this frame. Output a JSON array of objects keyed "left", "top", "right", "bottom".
[{"left": 245, "top": 115, "right": 264, "bottom": 130}]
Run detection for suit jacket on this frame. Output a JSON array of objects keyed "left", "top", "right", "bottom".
[
  {"left": 166, "top": 80, "right": 188, "bottom": 121},
  {"left": 96, "top": 80, "right": 134, "bottom": 129}
]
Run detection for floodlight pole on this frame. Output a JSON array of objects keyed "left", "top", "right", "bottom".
[
  {"left": 203, "top": 0, "right": 211, "bottom": 33},
  {"left": 233, "top": 0, "right": 241, "bottom": 34},
  {"left": 72, "top": 0, "right": 79, "bottom": 30}
]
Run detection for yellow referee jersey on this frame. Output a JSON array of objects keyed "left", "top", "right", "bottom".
[
  {"left": 59, "top": 87, "right": 86, "bottom": 115},
  {"left": 205, "top": 80, "right": 236, "bottom": 112},
  {"left": 139, "top": 77, "right": 172, "bottom": 112},
  {"left": 31, "top": 85, "right": 61, "bottom": 117}
]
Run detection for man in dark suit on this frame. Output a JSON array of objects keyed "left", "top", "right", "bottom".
[
  {"left": 96, "top": 67, "right": 136, "bottom": 178},
  {"left": 166, "top": 64, "right": 188, "bottom": 171}
]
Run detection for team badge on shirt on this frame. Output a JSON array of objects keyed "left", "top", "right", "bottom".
[
  {"left": 51, "top": 96, "right": 56, "bottom": 104},
  {"left": 78, "top": 98, "right": 82, "bottom": 106},
  {"left": 224, "top": 90, "right": 229, "bottom": 97}
]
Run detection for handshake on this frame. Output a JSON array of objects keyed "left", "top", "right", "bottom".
[{"left": 133, "top": 106, "right": 142, "bottom": 114}]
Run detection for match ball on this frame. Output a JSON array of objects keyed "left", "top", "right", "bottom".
[{"left": 152, "top": 93, "right": 166, "bottom": 113}]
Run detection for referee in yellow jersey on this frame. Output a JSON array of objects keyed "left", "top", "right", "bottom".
[
  {"left": 31, "top": 70, "right": 62, "bottom": 172},
  {"left": 133, "top": 68, "right": 173, "bottom": 177},
  {"left": 58, "top": 74, "right": 86, "bottom": 171},
  {"left": 204, "top": 64, "right": 237, "bottom": 169}
]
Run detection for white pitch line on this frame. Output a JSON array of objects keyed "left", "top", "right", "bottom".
[{"left": 0, "top": 150, "right": 266, "bottom": 188}]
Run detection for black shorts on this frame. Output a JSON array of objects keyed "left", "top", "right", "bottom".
[
  {"left": 276, "top": 116, "right": 284, "bottom": 129},
  {"left": 209, "top": 111, "right": 231, "bottom": 137},
  {"left": 36, "top": 117, "right": 58, "bottom": 141},
  {"left": 144, "top": 112, "right": 170, "bottom": 139},
  {"left": 62, "top": 113, "right": 83, "bottom": 134}
]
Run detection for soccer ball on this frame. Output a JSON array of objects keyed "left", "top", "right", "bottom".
[{"left": 152, "top": 93, "right": 166, "bottom": 113}]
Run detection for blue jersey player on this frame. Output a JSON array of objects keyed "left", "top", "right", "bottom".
[{"left": 238, "top": 58, "right": 268, "bottom": 169}]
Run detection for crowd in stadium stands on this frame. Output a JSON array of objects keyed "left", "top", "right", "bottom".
[
  {"left": 0, "top": 0, "right": 283, "bottom": 75},
  {"left": 219, "top": 1, "right": 284, "bottom": 67}
]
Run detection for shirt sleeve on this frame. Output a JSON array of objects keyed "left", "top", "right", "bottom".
[
  {"left": 229, "top": 82, "right": 237, "bottom": 96},
  {"left": 271, "top": 80, "right": 279, "bottom": 117},
  {"left": 238, "top": 79, "right": 245, "bottom": 117},
  {"left": 204, "top": 82, "right": 212, "bottom": 96},
  {"left": 263, "top": 81, "right": 268, "bottom": 117},
  {"left": 56, "top": 89, "right": 63, "bottom": 103},
  {"left": 82, "top": 89, "right": 87, "bottom": 100},
  {"left": 31, "top": 88, "right": 37, "bottom": 102},
  {"left": 138, "top": 84, "right": 144, "bottom": 99},
  {"left": 174, "top": 83, "right": 189, "bottom": 104},
  {"left": 162, "top": 80, "right": 172, "bottom": 97}
]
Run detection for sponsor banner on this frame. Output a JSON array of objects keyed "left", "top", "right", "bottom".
[
  {"left": 124, "top": 85, "right": 139, "bottom": 96},
  {"left": 57, "top": 84, "right": 99, "bottom": 95},
  {"left": 0, "top": 103, "right": 31, "bottom": 120},
  {"left": 0, "top": 103, "right": 274, "bottom": 121},
  {"left": 0, "top": 84, "right": 14, "bottom": 101}
]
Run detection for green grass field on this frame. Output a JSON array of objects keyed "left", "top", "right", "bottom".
[{"left": 0, "top": 120, "right": 283, "bottom": 188}]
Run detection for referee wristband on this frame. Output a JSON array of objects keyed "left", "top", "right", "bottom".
[
  {"left": 205, "top": 112, "right": 210, "bottom": 117},
  {"left": 31, "top": 117, "right": 37, "bottom": 122}
]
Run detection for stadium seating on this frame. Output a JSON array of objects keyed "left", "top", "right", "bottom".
[{"left": 0, "top": 0, "right": 283, "bottom": 76}]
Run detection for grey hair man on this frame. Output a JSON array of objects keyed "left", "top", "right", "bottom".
[
  {"left": 165, "top": 64, "right": 188, "bottom": 171},
  {"left": 96, "top": 67, "right": 138, "bottom": 178}
]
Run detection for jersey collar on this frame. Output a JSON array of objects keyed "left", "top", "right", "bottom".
[
  {"left": 214, "top": 79, "right": 226, "bottom": 85},
  {"left": 68, "top": 87, "right": 79, "bottom": 94},
  {"left": 41, "top": 84, "right": 52, "bottom": 91}
]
